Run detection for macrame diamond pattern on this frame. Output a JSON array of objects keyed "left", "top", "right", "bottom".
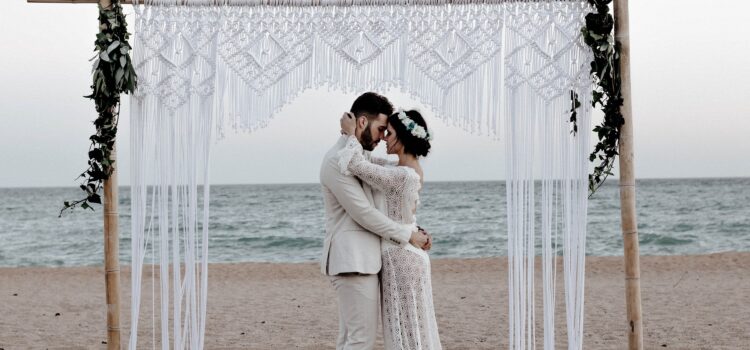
[
  {"left": 218, "top": 7, "right": 314, "bottom": 92},
  {"left": 408, "top": 5, "right": 504, "bottom": 90},
  {"left": 133, "top": 7, "right": 219, "bottom": 109},
  {"left": 504, "top": 2, "right": 591, "bottom": 100},
  {"left": 132, "top": 3, "right": 592, "bottom": 120},
  {"left": 317, "top": 6, "right": 403, "bottom": 67}
]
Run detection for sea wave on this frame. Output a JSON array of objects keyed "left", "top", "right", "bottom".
[{"left": 1, "top": 178, "right": 749, "bottom": 267}]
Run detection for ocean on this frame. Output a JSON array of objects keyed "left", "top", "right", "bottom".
[{"left": 1, "top": 178, "right": 748, "bottom": 267}]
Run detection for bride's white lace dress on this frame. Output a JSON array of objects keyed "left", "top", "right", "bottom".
[{"left": 338, "top": 135, "right": 442, "bottom": 350}]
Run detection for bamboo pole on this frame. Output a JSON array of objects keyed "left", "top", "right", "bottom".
[
  {"left": 103, "top": 143, "right": 121, "bottom": 350},
  {"left": 98, "top": 1, "right": 121, "bottom": 348},
  {"left": 614, "top": 0, "right": 643, "bottom": 349}
]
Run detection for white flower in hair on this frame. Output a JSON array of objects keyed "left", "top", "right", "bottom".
[{"left": 397, "top": 109, "right": 432, "bottom": 141}]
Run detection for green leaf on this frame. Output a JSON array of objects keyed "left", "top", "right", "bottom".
[
  {"left": 107, "top": 41, "right": 121, "bottom": 54},
  {"left": 88, "top": 194, "right": 102, "bottom": 204},
  {"left": 115, "top": 69, "right": 124, "bottom": 85},
  {"left": 99, "top": 51, "right": 111, "bottom": 63},
  {"left": 89, "top": 149, "right": 104, "bottom": 162}
]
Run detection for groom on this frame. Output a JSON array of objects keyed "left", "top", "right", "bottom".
[{"left": 320, "top": 92, "right": 431, "bottom": 350}]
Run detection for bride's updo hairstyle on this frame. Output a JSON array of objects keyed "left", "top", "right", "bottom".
[{"left": 388, "top": 110, "right": 431, "bottom": 157}]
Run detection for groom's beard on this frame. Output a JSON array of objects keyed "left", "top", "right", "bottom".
[{"left": 360, "top": 125, "right": 378, "bottom": 151}]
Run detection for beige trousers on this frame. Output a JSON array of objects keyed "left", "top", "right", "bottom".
[{"left": 330, "top": 274, "right": 380, "bottom": 350}]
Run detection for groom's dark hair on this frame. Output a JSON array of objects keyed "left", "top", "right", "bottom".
[{"left": 350, "top": 92, "right": 394, "bottom": 120}]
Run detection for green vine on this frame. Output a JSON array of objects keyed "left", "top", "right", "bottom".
[
  {"left": 573, "top": 0, "right": 625, "bottom": 196},
  {"left": 61, "top": 0, "right": 136, "bottom": 217}
]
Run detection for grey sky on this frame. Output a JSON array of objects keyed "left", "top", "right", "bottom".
[{"left": 1, "top": 0, "right": 748, "bottom": 188}]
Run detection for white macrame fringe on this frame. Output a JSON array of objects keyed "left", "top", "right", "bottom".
[
  {"left": 129, "top": 92, "right": 213, "bottom": 349},
  {"left": 504, "top": 1, "right": 592, "bottom": 349},
  {"left": 130, "top": 1, "right": 593, "bottom": 349},
  {"left": 505, "top": 88, "right": 590, "bottom": 350}
]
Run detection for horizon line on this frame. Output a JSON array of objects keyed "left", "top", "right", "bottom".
[{"left": 2, "top": 175, "right": 749, "bottom": 189}]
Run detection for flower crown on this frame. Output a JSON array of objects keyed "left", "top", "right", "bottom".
[{"left": 397, "top": 109, "right": 433, "bottom": 141}]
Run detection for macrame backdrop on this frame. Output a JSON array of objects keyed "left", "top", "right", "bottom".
[{"left": 129, "top": 0, "right": 593, "bottom": 349}]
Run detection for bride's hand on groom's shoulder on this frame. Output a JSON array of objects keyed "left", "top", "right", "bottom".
[{"left": 340, "top": 112, "right": 356, "bottom": 136}]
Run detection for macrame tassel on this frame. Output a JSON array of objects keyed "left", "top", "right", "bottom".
[
  {"left": 505, "top": 83, "right": 539, "bottom": 350},
  {"left": 129, "top": 96, "right": 214, "bottom": 350},
  {"left": 505, "top": 89, "right": 591, "bottom": 350},
  {"left": 562, "top": 89, "right": 590, "bottom": 350}
]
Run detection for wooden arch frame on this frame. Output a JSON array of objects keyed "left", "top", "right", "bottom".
[{"left": 26, "top": 1, "right": 643, "bottom": 349}]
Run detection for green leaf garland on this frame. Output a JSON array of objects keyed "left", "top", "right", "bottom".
[
  {"left": 61, "top": 0, "right": 136, "bottom": 217},
  {"left": 572, "top": 0, "right": 625, "bottom": 196}
]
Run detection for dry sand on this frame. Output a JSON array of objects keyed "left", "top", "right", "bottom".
[{"left": 1, "top": 253, "right": 748, "bottom": 349}]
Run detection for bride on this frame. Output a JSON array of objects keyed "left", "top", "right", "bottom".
[{"left": 339, "top": 109, "right": 442, "bottom": 350}]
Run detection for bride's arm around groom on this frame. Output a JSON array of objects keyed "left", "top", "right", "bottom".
[{"left": 320, "top": 134, "right": 424, "bottom": 276}]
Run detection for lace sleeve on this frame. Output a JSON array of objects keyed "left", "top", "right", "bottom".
[
  {"left": 401, "top": 167, "right": 422, "bottom": 220},
  {"left": 337, "top": 136, "right": 409, "bottom": 193},
  {"left": 337, "top": 135, "right": 363, "bottom": 176},
  {"left": 371, "top": 155, "right": 398, "bottom": 167}
]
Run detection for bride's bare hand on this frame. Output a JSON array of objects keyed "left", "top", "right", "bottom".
[{"left": 340, "top": 112, "right": 356, "bottom": 136}]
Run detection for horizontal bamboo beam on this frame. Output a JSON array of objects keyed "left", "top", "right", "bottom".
[
  {"left": 28, "top": 0, "right": 122, "bottom": 3},
  {"left": 28, "top": 0, "right": 581, "bottom": 5}
]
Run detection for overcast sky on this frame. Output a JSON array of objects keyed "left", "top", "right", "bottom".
[{"left": 1, "top": 0, "right": 748, "bottom": 187}]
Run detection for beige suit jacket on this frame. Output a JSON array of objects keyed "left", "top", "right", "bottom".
[{"left": 319, "top": 136, "right": 411, "bottom": 276}]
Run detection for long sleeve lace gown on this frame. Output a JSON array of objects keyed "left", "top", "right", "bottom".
[{"left": 338, "top": 135, "right": 442, "bottom": 350}]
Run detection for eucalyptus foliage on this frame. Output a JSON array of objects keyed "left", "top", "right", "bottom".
[
  {"left": 572, "top": 0, "right": 625, "bottom": 196},
  {"left": 61, "top": 0, "right": 136, "bottom": 216}
]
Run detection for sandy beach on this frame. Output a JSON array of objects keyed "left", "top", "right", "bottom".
[{"left": 1, "top": 253, "right": 748, "bottom": 349}]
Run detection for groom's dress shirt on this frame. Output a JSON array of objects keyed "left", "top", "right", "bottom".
[{"left": 320, "top": 135, "right": 411, "bottom": 276}]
